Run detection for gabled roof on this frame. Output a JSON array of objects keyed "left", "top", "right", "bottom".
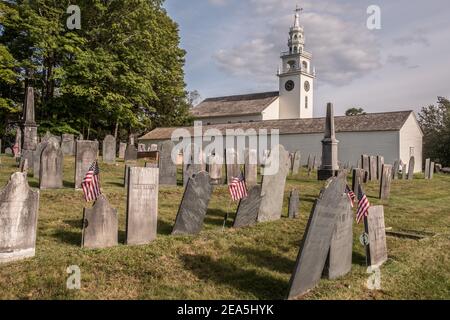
[
  {"left": 139, "top": 110, "right": 414, "bottom": 141},
  {"left": 190, "top": 91, "right": 279, "bottom": 119}
]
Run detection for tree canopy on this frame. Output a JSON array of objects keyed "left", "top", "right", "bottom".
[
  {"left": 345, "top": 107, "right": 366, "bottom": 116},
  {"left": 0, "top": 0, "right": 192, "bottom": 144}
]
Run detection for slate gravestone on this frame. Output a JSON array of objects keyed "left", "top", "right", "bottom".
[
  {"left": 351, "top": 168, "right": 365, "bottom": 200},
  {"left": 75, "top": 141, "right": 99, "bottom": 189},
  {"left": 323, "top": 190, "right": 353, "bottom": 280},
  {"left": 364, "top": 206, "right": 388, "bottom": 267},
  {"left": 5, "top": 147, "right": 12, "bottom": 155},
  {"left": 226, "top": 148, "right": 240, "bottom": 184},
  {"left": 377, "top": 156, "right": 384, "bottom": 180},
  {"left": 118, "top": 142, "right": 127, "bottom": 159},
  {"left": 402, "top": 163, "right": 407, "bottom": 180},
  {"left": 430, "top": 162, "right": 435, "bottom": 180},
  {"left": 126, "top": 167, "right": 159, "bottom": 245},
  {"left": 158, "top": 140, "right": 177, "bottom": 185},
  {"left": 82, "top": 194, "right": 118, "bottom": 249},
  {"left": 124, "top": 144, "right": 137, "bottom": 162},
  {"left": 232, "top": 185, "right": 262, "bottom": 228},
  {"left": 369, "top": 156, "right": 377, "bottom": 181},
  {"left": 0, "top": 173, "right": 39, "bottom": 264},
  {"left": 407, "top": 156, "right": 415, "bottom": 180},
  {"left": 287, "top": 173, "right": 348, "bottom": 299},
  {"left": 102, "top": 135, "right": 116, "bottom": 164},
  {"left": 292, "top": 151, "right": 301, "bottom": 175},
  {"left": 393, "top": 160, "right": 400, "bottom": 180},
  {"left": 61, "top": 134, "right": 75, "bottom": 156},
  {"left": 172, "top": 171, "right": 212, "bottom": 235},
  {"left": 258, "top": 144, "right": 290, "bottom": 223},
  {"left": 32, "top": 142, "right": 48, "bottom": 178},
  {"left": 207, "top": 154, "right": 223, "bottom": 185},
  {"left": 39, "top": 142, "right": 63, "bottom": 189},
  {"left": 424, "top": 158, "right": 431, "bottom": 179},
  {"left": 379, "top": 164, "right": 393, "bottom": 200},
  {"left": 244, "top": 149, "right": 257, "bottom": 186},
  {"left": 288, "top": 189, "right": 300, "bottom": 219}
]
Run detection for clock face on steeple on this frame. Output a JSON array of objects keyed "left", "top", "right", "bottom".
[{"left": 285, "top": 80, "right": 295, "bottom": 91}]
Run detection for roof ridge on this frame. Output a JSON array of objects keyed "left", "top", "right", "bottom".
[{"left": 202, "top": 91, "right": 279, "bottom": 102}]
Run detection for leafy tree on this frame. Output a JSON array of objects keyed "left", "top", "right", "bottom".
[
  {"left": 345, "top": 107, "right": 366, "bottom": 116},
  {"left": 186, "top": 90, "right": 202, "bottom": 108},
  {"left": 418, "top": 97, "right": 450, "bottom": 166}
]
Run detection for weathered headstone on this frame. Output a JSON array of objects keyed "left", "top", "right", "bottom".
[
  {"left": 124, "top": 143, "right": 137, "bottom": 162},
  {"left": 287, "top": 173, "right": 348, "bottom": 299},
  {"left": 291, "top": 151, "right": 301, "bottom": 175},
  {"left": 233, "top": 185, "right": 262, "bottom": 228},
  {"left": 75, "top": 141, "right": 99, "bottom": 189},
  {"left": 19, "top": 158, "right": 29, "bottom": 173},
  {"left": 407, "top": 156, "right": 415, "bottom": 180},
  {"left": 288, "top": 189, "right": 300, "bottom": 219},
  {"left": 369, "top": 156, "right": 377, "bottom": 181},
  {"left": 379, "top": 164, "right": 393, "bottom": 200},
  {"left": 61, "top": 134, "right": 75, "bottom": 156},
  {"left": 5, "top": 147, "right": 12, "bottom": 155},
  {"left": 126, "top": 167, "right": 159, "bottom": 245},
  {"left": 33, "top": 142, "right": 48, "bottom": 178},
  {"left": 352, "top": 168, "right": 365, "bottom": 200},
  {"left": 159, "top": 140, "right": 177, "bottom": 185},
  {"left": 364, "top": 206, "right": 388, "bottom": 267},
  {"left": 0, "top": 173, "right": 39, "bottom": 264},
  {"left": 402, "top": 163, "right": 407, "bottom": 180},
  {"left": 226, "top": 148, "right": 240, "bottom": 184},
  {"left": 207, "top": 154, "right": 223, "bottom": 185},
  {"left": 258, "top": 144, "right": 289, "bottom": 223},
  {"left": 244, "top": 149, "right": 257, "bottom": 186},
  {"left": 102, "top": 135, "right": 116, "bottom": 164},
  {"left": 118, "top": 142, "right": 127, "bottom": 159},
  {"left": 82, "top": 194, "right": 118, "bottom": 249},
  {"left": 307, "top": 154, "right": 313, "bottom": 176},
  {"left": 172, "top": 171, "right": 212, "bottom": 235},
  {"left": 21, "top": 87, "right": 38, "bottom": 164},
  {"left": 361, "top": 154, "right": 369, "bottom": 182},
  {"left": 393, "top": 160, "right": 400, "bottom": 180},
  {"left": 429, "top": 162, "right": 435, "bottom": 180},
  {"left": 377, "top": 156, "right": 384, "bottom": 180},
  {"left": 424, "top": 158, "right": 431, "bottom": 179},
  {"left": 318, "top": 103, "right": 340, "bottom": 180},
  {"left": 39, "top": 142, "right": 64, "bottom": 189}
]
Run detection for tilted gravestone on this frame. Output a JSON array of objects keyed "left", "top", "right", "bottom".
[
  {"left": 364, "top": 205, "right": 388, "bottom": 267},
  {"left": 233, "top": 185, "right": 262, "bottom": 228},
  {"left": 429, "top": 162, "right": 435, "bottom": 179},
  {"left": 424, "top": 158, "right": 431, "bottom": 179},
  {"left": 118, "top": 142, "right": 127, "bottom": 159},
  {"left": 244, "top": 149, "right": 258, "bottom": 186},
  {"left": 61, "top": 134, "right": 75, "bottom": 156},
  {"left": 323, "top": 188, "right": 353, "bottom": 280},
  {"left": 102, "top": 135, "right": 116, "bottom": 164},
  {"left": 82, "top": 194, "right": 118, "bottom": 249},
  {"left": 287, "top": 173, "right": 348, "bottom": 299},
  {"left": 392, "top": 160, "right": 400, "bottom": 180},
  {"left": 158, "top": 140, "right": 177, "bottom": 186},
  {"left": 172, "top": 171, "right": 212, "bottom": 235},
  {"left": 124, "top": 144, "right": 137, "bottom": 162},
  {"left": 291, "top": 151, "right": 301, "bottom": 175},
  {"left": 39, "top": 142, "right": 63, "bottom": 189},
  {"left": 207, "top": 154, "right": 223, "bottom": 185},
  {"left": 126, "top": 167, "right": 159, "bottom": 245},
  {"left": 75, "top": 140, "right": 99, "bottom": 189},
  {"left": 33, "top": 141, "right": 48, "bottom": 178},
  {"left": 352, "top": 168, "right": 365, "bottom": 200},
  {"left": 288, "top": 189, "right": 300, "bottom": 219},
  {"left": 258, "top": 145, "right": 290, "bottom": 223},
  {"left": 0, "top": 173, "right": 39, "bottom": 263},
  {"left": 377, "top": 156, "right": 384, "bottom": 180},
  {"left": 407, "top": 156, "right": 415, "bottom": 180},
  {"left": 379, "top": 164, "right": 393, "bottom": 200},
  {"left": 226, "top": 148, "right": 240, "bottom": 184},
  {"left": 369, "top": 156, "right": 377, "bottom": 181}
]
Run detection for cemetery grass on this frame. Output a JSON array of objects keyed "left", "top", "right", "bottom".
[{"left": 0, "top": 155, "right": 449, "bottom": 300}]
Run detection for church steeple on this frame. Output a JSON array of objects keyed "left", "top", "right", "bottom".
[{"left": 288, "top": 6, "right": 305, "bottom": 54}]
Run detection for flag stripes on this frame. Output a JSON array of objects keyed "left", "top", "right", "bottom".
[
  {"left": 228, "top": 173, "right": 248, "bottom": 202},
  {"left": 82, "top": 160, "right": 101, "bottom": 202},
  {"left": 356, "top": 184, "right": 370, "bottom": 224}
]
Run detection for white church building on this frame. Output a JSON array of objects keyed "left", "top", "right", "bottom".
[{"left": 140, "top": 9, "right": 423, "bottom": 172}]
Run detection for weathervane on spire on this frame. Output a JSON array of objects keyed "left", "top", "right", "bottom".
[
  {"left": 295, "top": 4, "right": 303, "bottom": 14},
  {"left": 293, "top": 5, "right": 303, "bottom": 27}
]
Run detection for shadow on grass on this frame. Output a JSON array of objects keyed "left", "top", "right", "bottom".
[
  {"left": 28, "top": 180, "right": 39, "bottom": 188},
  {"left": 157, "top": 219, "right": 175, "bottom": 235},
  {"left": 181, "top": 254, "right": 288, "bottom": 299},
  {"left": 109, "top": 182, "right": 125, "bottom": 188},
  {"left": 63, "top": 180, "right": 75, "bottom": 188},
  {"left": 352, "top": 251, "right": 367, "bottom": 266},
  {"left": 52, "top": 229, "right": 81, "bottom": 247},
  {"left": 233, "top": 247, "right": 295, "bottom": 274}
]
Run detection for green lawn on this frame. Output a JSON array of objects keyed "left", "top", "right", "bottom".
[{"left": 0, "top": 154, "right": 449, "bottom": 300}]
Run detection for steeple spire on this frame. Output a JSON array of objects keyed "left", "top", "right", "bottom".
[{"left": 294, "top": 5, "right": 303, "bottom": 28}]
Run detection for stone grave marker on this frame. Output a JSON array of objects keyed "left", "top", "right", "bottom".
[
  {"left": 430, "top": 162, "right": 435, "bottom": 180},
  {"left": 159, "top": 140, "right": 177, "bottom": 185},
  {"left": 32, "top": 141, "right": 48, "bottom": 178},
  {"left": 5, "top": 147, "right": 12, "bottom": 155},
  {"left": 0, "top": 173, "right": 39, "bottom": 264},
  {"left": 226, "top": 148, "right": 240, "bottom": 184},
  {"left": 75, "top": 140, "right": 99, "bottom": 189},
  {"left": 232, "top": 185, "right": 262, "bottom": 228},
  {"left": 292, "top": 151, "right": 301, "bottom": 175},
  {"left": 379, "top": 164, "right": 393, "bottom": 200},
  {"left": 424, "top": 158, "right": 431, "bottom": 179},
  {"left": 19, "top": 158, "right": 29, "bottom": 173},
  {"left": 39, "top": 142, "right": 63, "bottom": 189},
  {"left": 126, "top": 167, "right": 159, "bottom": 245},
  {"left": 377, "top": 156, "right": 384, "bottom": 180},
  {"left": 288, "top": 189, "right": 300, "bottom": 219},
  {"left": 207, "top": 154, "right": 223, "bottom": 185},
  {"left": 361, "top": 154, "right": 369, "bottom": 182},
  {"left": 102, "top": 135, "right": 116, "bottom": 164},
  {"left": 369, "top": 156, "right": 377, "bottom": 181},
  {"left": 172, "top": 171, "right": 212, "bottom": 235},
  {"left": 402, "top": 163, "right": 407, "bottom": 180},
  {"left": 124, "top": 144, "right": 137, "bottom": 162},
  {"left": 244, "top": 149, "right": 257, "bottom": 186},
  {"left": 82, "top": 194, "right": 118, "bottom": 249},
  {"left": 118, "top": 142, "right": 127, "bottom": 159},
  {"left": 287, "top": 173, "right": 348, "bottom": 299},
  {"left": 258, "top": 144, "right": 289, "bottom": 223},
  {"left": 407, "top": 156, "right": 415, "bottom": 180},
  {"left": 393, "top": 160, "right": 400, "bottom": 180},
  {"left": 364, "top": 206, "right": 388, "bottom": 267},
  {"left": 61, "top": 134, "right": 75, "bottom": 156},
  {"left": 351, "top": 168, "right": 365, "bottom": 200}
]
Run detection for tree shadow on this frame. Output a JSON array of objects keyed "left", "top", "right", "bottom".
[
  {"left": 233, "top": 247, "right": 295, "bottom": 274},
  {"left": 352, "top": 251, "right": 367, "bottom": 266},
  {"left": 118, "top": 230, "right": 126, "bottom": 244},
  {"left": 204, "top": 208, "right": 233, "bottom": 227},
  {"left": 109, "top": 182, "right": 126, "bottom": 188},
  {"left": 181, "top": 254, "right": 289, "bottom": 299},
  {"left": 52, "top": 229, "right": 81, "bottom": 247},
  {"left": 64, "top": 219, "right": 84, "bottom": 229},
  {"left": 157, "top": 219, "right": 175, "bottom": 236}
]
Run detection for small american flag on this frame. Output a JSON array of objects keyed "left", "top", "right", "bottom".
[
  {"left": 356, "top": 184, "right": 370, "bottom": 224},
  {"left": 345, "top": 184, "right": 356, "bottom": 208},
  {"left": 82, "top": 160, "right": 101, "bottom": 202},
  {"left": 228, "top": 173, "right": 248, "bottom": 202}
]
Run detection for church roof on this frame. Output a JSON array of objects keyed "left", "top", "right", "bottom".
[
  {"left": 139, "top": 110, "right": 414, "bottom": 141},
  {"left": 190, "top": 91, "right": 279, "bottom": 119}
]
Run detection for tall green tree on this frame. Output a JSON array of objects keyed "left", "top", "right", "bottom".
[{"left": 345, "top": 107, "right": 366, "bottom": 116}]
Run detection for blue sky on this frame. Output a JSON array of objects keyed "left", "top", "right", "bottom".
[{"left": 164, "top": 0, "right": 450, "bottom": 117}]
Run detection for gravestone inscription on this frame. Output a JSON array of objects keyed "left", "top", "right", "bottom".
[{"left": 364, "top": 206, "right": 388, "bottom": 267}]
